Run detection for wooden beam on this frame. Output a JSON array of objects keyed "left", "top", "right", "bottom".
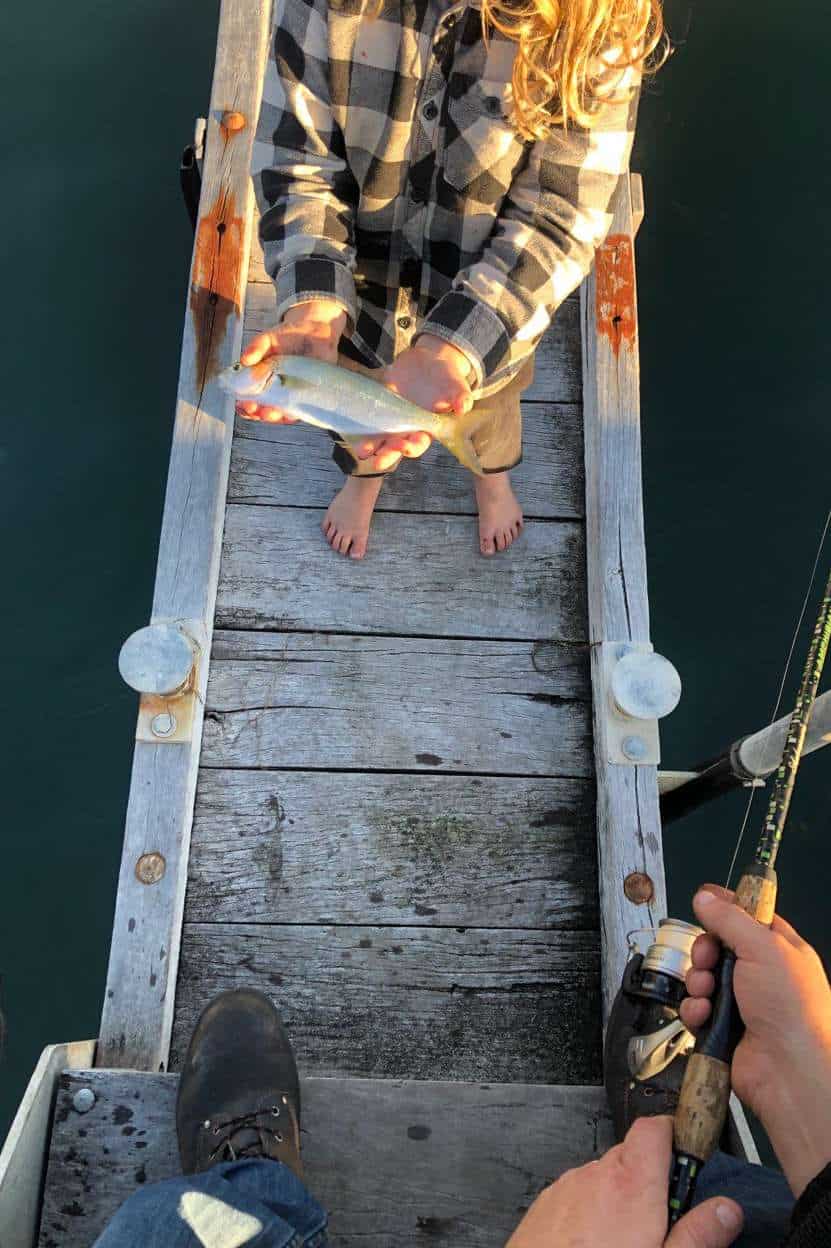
[
  {"left": 97, "top": 0, "right": 273, "bottom": 1071},
  {"left": 174, "top": 924, "right": 602, "bottom": 1083},
  {"left": 580, "top": 179, "right": 669, "bottom": 1025},
  {"left": 40, "top": 1070, "right": 613, "bottom": 1248},
  {"left": 629, "top": 172, "right": 645, "bottom": 237},
  {"left": 187, "top": 770, "right": 598, "bottom": 928},
  {"left": 0, "top": 1041, "right": 95, "bottom": 1248},
  {"left": 202, "top": 630, "right": 592, "bottom": 776},
  {"left": 215, "top": 509, "right": 588, "bottom": 639}
]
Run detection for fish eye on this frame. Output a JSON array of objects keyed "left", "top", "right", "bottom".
[{"left": 232, "top": 363, "right": 241, "bottom": 371}]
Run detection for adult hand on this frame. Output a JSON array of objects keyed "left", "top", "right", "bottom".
[
  {"left": 235, "top": 300, "right": 347, "bottom": 424},
  {"left": 351, "top": 335, "right": 474, "bottom": 473},
  {"left": 681, "top": 886, "right": 831, "bottom": 1197},
  {"left": 506, "top": 1116, "right": 742, "bottom": 1248}
]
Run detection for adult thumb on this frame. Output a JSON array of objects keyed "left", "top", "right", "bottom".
[
  {"left": 692, "top": 887, "right": 772, "bottom": 959},
  {"left": 666, "top": 1197, "right": 744, "bottom": 1248}
]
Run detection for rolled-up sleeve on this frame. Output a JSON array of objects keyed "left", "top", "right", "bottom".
[
  {"left": 251, "top": 0, "right": 359, "bottom": 329},
  {"left": 419, "top": 74, "right": 640, "bottom": 387}
]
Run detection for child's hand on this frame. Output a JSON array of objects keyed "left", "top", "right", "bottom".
[
  {"left": 235, "top": 300, "right": 347, "bottom": 424},
  {"left": 353, "top": 336, "right": 475, "bottom": 472}
]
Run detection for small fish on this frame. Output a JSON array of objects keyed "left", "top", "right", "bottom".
[{"left": 219, "top": 354, "right": 485, "bottom": 475}]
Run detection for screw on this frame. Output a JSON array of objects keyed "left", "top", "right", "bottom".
[
  {"left": 151, "top": 711, "right": 177, "bottom": 738},
  {"left": 73, "top": 1087, "right": 95, "bottom": 1114},
  {"left": 622, "top": 735, "right": 647, "bottom": 761}
]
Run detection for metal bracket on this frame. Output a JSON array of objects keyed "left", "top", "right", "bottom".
[{"left": 596, "top": 641, "right": 682, "bottom": 766}]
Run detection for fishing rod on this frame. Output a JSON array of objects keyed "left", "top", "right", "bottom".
[{"left": 667, "top": 563, "right": 831, "bottom": 1222}]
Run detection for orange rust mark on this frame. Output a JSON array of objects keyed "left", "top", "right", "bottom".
[
  {"left": 220, "top": 110, "right": 247, "bottom": 140},
  {"left": 189, "top": 189, "right": 244, "bottom": 384},
  {"left": 595, "top": 232, "right": 636, "bottom": 357}
]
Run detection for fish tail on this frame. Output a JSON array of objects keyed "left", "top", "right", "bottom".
[{"left": 434, "top": 407, "right": 486, "bottom": 477}]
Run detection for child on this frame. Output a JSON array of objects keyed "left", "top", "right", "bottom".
[{"left": 238, "top": 0, "right": 662, "bottom": 558}]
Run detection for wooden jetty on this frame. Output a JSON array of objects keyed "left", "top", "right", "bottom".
[{"left": 0, "top": 2, "right": 757, "bottom": 1244}]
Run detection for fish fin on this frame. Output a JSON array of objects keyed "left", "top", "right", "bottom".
[{"left": 435, "top": 407, "right": 487, "bottom": 477}]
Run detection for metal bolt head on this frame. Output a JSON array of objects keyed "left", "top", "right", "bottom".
[
  {"left": 73, "top": 1087, "right": 95, "bottom": 1114},
  {"left": 135, "top": 852, "right": 166, "bottom": 885},
  {"left": 624, "top": 872, "right": 655, "bottom": 905},
  {"left": 222, "top": 110, "right": 246, "bottom": 132},
  {"left": 151, "top": 711, "right": 177, "bottom": 738},
  {"left": 622, "top": 735, "right": 648, "bottom": 762}
]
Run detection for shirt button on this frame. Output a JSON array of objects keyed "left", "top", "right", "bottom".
[
  {"left": 423, "top": 101, "right": 438, "bottom": 121},
  {"left": 397, "top": 316, "right": 412, "bottom": 329}
]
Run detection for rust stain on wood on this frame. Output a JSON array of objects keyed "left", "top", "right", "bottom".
[
  {"left": 189, "top": 189, "right": 243, "bottom": 384},
  {"left": 595, "top": 233, "right": 636, "bottom": 357}
]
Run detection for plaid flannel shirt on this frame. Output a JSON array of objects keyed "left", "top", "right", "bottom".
[{"left": 252, "top": 0, "right": 639, "bottom": 393}]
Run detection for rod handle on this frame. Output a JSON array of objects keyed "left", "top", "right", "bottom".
[
  {"left": 734, "top": 862, "right": 778, "bottom": 926},
  {"left": 673, "top": 1052, "right": 732, "bottom": 1165}
]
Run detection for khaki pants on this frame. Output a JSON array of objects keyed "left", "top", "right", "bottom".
[{"left": 330, "top": 355, "right": 533, "bottom": 477}]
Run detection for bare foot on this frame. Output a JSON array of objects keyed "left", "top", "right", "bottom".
[
  {"left": 474, "top": 472, "right": 524, "bottom": 556},
  {"left": 322, "top": 475, "right": 384, "bottom": 559}
]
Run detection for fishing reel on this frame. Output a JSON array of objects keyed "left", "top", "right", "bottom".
[{"left": 622, "top": 919, "right": 702, "bottom": 1080}]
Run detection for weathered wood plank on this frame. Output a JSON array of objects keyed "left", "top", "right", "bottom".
[
  {"left": 580, "top": 178, "right": 668, "bottom": 1023},
  {"left": 202, "top": 632, "right": 592, "bottom": 776},
  {"left": 97, "top": 0, "right": 274, "bottom": 1071},
  {"left": 0, "top": 1041, "right": 95, "bottom": 1248},
  {"left": 242, "top": 277, "right": 582, "bottom": 403},
  {"left": 173, "top": 925, "right": 601, "bottom": 1083},
  {"left": 40, "top": 1070, "right": 612, "bottom": 1248},
  {"left": 188, "top": 770, "right": 598, "bottom": 927},
  {"left": 229, "top": 403, "right": 585, "bottom": 517},
  {"left": 215, "top": 508, "right": 588, "bottom": 640}
]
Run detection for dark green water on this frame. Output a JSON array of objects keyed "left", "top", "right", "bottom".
[{"left": 1, "top": 0, "right": 828, "bottom": 1145}]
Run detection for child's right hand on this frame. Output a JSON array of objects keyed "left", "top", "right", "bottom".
[{"left": 236, "top": 300, "right": 347, "bottom": 423}]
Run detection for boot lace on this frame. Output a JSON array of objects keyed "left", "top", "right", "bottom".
[{"left": 203, "top": 1096, "right": 290, "bottom": 1162}]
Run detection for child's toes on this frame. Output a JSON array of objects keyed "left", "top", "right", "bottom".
[
  {"left": 480, "top": 532, "right": 496, "bottom": 556},
  {"left": 337, "top": 532, "right": 353, "bottom": 556},
  {"left": 350, "top": 534, "right": 368, "bottom": 559}
]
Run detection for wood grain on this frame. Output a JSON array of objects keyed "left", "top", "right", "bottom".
[
  {"left": 187, "top": 769, "right": 598, "bottom": 927},
  {"left": 97, "top": 0, "right": 273, "bottom": 1072},
  {"left": 201, "top": 631, "right": 592, "bottom": 776},
  {"left": 215, "top": 508, "right": 588, "bottom": 640},
  {"left": 40, "top": 1070, "right": 612, "bottom": 1248},
  {"left": 173, "top": 924, "right": 602, "bottom": 1083},
  {"left": 229, "top": 403, "right": 585, "bottom": 517},
  {"left": 580, "top": 178, "right": 668, "bottom": 1024},
  {"left": 241, "top": 277, "right": 582, "bottom": 404}
]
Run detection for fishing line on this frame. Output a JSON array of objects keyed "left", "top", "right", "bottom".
[{"left": 725, "top": 506, "right": 831, "bottom": 889}]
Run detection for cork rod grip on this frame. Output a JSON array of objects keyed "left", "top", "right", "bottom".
[{"left": 673, "top": 1053, "right": 732, "bottom": 1162}]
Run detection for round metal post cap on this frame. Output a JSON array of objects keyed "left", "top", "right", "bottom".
[
  {"left": 118, "top": 625, "right": 194, "bottom": 695},
  {"left": 611, "top": 651, "right": 681, "bottom": 720}
]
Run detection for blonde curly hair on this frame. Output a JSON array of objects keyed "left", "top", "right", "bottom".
[{"left": 481, "top": 0, "right": 667, "bottom": 137}]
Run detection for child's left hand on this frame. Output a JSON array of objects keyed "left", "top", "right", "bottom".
[{"left": 355, "top": 336, "right": 475, "bottom": 472}]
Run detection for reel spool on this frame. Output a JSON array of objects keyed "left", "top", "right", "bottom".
[{"left": 623, "top": 919, "right": 702, "bottom": 1081}]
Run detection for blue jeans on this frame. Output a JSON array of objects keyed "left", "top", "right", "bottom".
[
  {"left": 93, "top": 1159, "right": 328, "bottom": 1248},
  {"left": 695, "top": 1151, "right": 793, "bottom": 1247},
  {"left": 94, "top": 1152, "right": 791, "bottom": 1247}
]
